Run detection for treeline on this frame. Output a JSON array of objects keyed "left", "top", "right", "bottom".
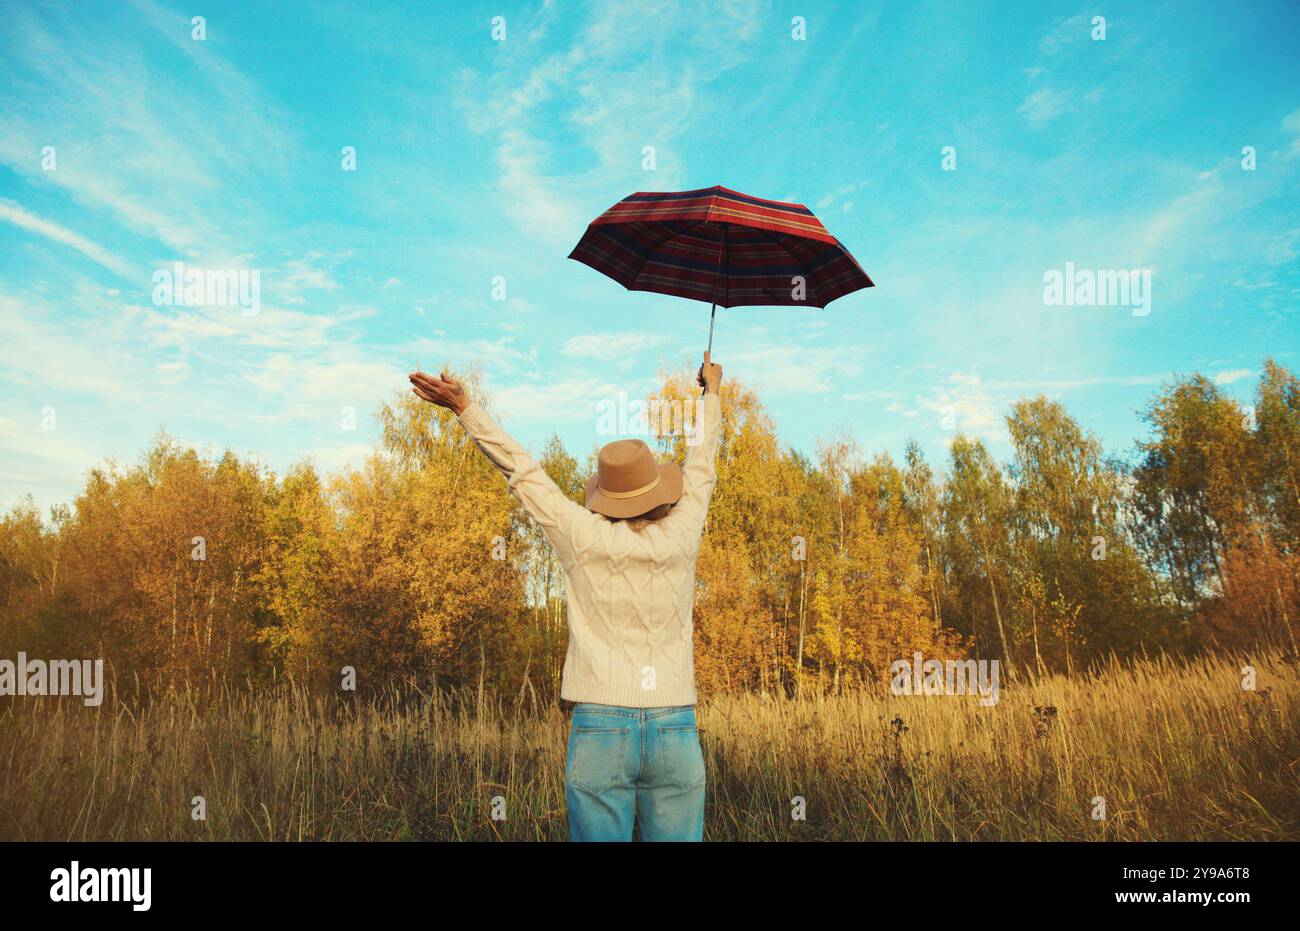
[{"left": 1, "top": 360, "right": 1297, "bottom": 700}]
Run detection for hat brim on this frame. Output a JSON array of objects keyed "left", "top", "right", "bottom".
[{"left": 584, "top": 462, "right": 683, "bottom": 519}]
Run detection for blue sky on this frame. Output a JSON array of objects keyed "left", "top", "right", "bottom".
[{"left": 2, "top": 0, "right": 1298, "bottom": 511}]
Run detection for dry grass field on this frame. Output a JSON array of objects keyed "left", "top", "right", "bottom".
[{"left": 1, "top": 651, "right": 1296, "bottom": 841}]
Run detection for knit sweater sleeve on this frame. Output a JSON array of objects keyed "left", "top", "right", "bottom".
[
  {"left": 455, "top": 401, "right": 596, "bottom": 563},
  {"left": 665, "top": 391, "right": 722, "bottom": 540}
]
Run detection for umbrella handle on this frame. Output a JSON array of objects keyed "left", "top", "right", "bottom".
[{"left": 702, "top": 224, "right": 726, "bottom": 395}]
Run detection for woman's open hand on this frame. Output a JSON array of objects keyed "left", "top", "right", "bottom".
[{"left": 409, "top": 371, "right": 468, "bottom": 414}]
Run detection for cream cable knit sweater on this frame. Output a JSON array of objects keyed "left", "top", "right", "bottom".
[{"left": 456, "top": 392, "right": 721, "bottom": 707}]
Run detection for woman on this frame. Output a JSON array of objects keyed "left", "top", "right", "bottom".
[{"left": 408, "top": 354, "right": 723, "bottom": 842}]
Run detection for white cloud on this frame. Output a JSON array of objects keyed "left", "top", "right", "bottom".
[
  {"left": 274, "top": 257, "right": 342, "bottom": 305},
  {"left": 562, "top": 332, "right": 666, "bottom": 358},
  {"left": 155, "top": 360, "right": 192, "bottom": 385},
  {"left": 1213, "top": 368, "right": 1254, "bottom": 385},
  {"left": 0, "top": 415, "right": 98, "bottom": 512},
  {"left": 303, "top": 442, "right": 383, "bottom": 477},
  {"left": 1019, "top": 87, "right": 1070, "bottom": 126},
  {"left": 491, "top": 378, "right": 621, "bottom": 427},
  {"left": 984, "top": 374, "right": 1167, "bottom": 391},
  {"left": 0, "top": 200, "right": 135, "bottom": 278},
  {"left": 727, "top": 341, "right": 868, "bottom": 395},
  {"left": 0, "top": 1, "right": 295, "bottom": 259},
  {"left": 1039, "top": 13, "right": 1090, "bottom": 55},
  {"left": 0, "top": 293, "right": 133, "bottom": 396},
  {"left": 131, "top": 301, "right": 358, "bottom": 353},
  {"left": 1136, "top": 176, "right": 1223, "bottom": 264},
  {"left": 1284, "top": 107, "right": 1300, "bottom": 156},
  {"left": 456, "top": 1, "right": 763, "bottom": 247},
  {"left": 917, "top": 372, "right": 1005, "bottom": 444},
  {"left": 816, "top": 179, "right": 871, "bottom": 213}
]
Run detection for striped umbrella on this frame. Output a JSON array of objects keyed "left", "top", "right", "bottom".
[{"left": 567, "top": 185, "right": 873, "bottom": 353}]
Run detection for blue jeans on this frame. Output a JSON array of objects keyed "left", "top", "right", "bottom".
[{"left": 565, "top": 703, "right": 706, "bottom": 842}]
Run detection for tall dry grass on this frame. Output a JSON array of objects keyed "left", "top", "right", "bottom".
[{"left": 1, "top": 651, "right": 1296, "bottom": 841}]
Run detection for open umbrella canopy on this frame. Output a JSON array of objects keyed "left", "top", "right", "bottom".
[{"left": 567, "top": 185, "right": 874, "bottom": 309}]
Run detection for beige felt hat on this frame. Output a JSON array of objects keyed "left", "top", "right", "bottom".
[{"left": 584, "top": 438, "right": 683, "bottom": 519}]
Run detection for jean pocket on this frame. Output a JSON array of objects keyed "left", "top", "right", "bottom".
[
  {"left": 656, "top": 724, "right": 706, "bottom": 790},
  {"left": 568, "top": 726, "right": 629, "bottom": 793}
]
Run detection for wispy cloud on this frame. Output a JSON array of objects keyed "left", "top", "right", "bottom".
[
  {"left": 1284, "top": 107, "right": 1300, "bottom": 156},
  {"left": 455, "top": 0, "right": 764, "bottom": 247},
  {"left": 492, "top": 377, "right": 624, "bottom": 427},
  {"left": 0, "top": 0, "right": 295, "bottom": 258},
  {"left": 727, "top": 339, "right": 869, "bottom": 396},
  {"left": 1019, "top": 87, "right": 1070, "bottom": 126},
  {"left": 562, "top": 332, "right": 666, "bottom": 358},
  {"left": 0, "top": 200, "right": 134, "bottom": 278},
  {"left": 916, "top": 372, "right": 1006, "bottom": 445},
  {"left": 1214, "top": 368, "right": 1255, "bottom": 385},
  {"left": 1039, "top": 12, "right": 1091, "bottom": 55},
  {"left": 1, "top": 0, "right": 1296, "bottom": 511}
]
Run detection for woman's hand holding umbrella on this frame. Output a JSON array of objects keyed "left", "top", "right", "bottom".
[{"left": 697, "top": 351, "right": 722, "bottom": 395}]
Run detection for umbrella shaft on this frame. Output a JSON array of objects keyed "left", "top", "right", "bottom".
[{"left": 705, "top": 223, "right": 726, "bottom": 359}]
